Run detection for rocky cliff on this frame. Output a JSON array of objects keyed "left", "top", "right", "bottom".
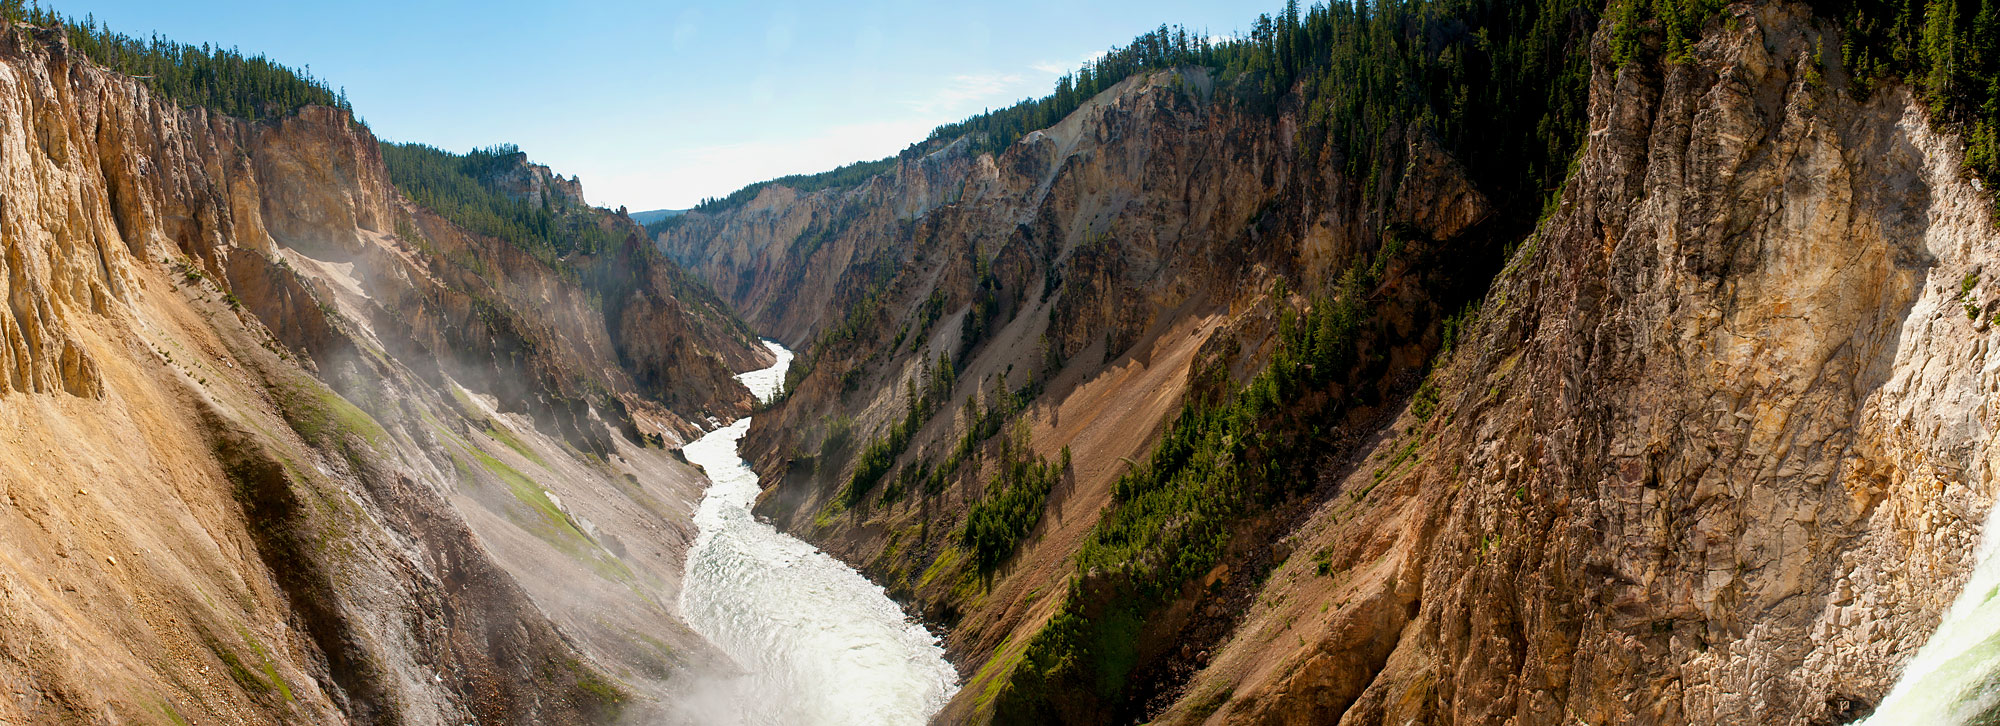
[
  {"left": 661, "top": 51, "right": 1514, "bottom": 726},
  {"left": 0, "top": 21, "right": 763, "bottom": 725},
  {"left": 659, "top": 1, "right": 2000, "bottom": 723},
  {"left": 1162, "top": 3, "right": 1998, "bottom": 723},
  {"left": 482, "top": 150, "right": 589, "bottom": 209}
]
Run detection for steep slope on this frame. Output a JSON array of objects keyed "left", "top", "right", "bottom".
[
  {"left": 1162, "top": 3, "right": 1998, "bottom": 723},
  {"left": 658, "top": 5, "right": 1583, "bottom": 722},
  {"left": 657, "top": 140, "right": 976, "bottom": 346},
  {"left": 661, "top": 70, "right": 1467, "bottom": 724},
  {"left": 0, "top": 21, "right": 764, "bottom": 725},
  {"left": 659, "top": 0, "right": 2000, "bottom": 724}
]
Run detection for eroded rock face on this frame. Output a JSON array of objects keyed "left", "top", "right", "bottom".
[
  {"left": 0, "top": 23, "right": 761, "bottom": 725},
  {"left": 661, "top": 1, "right": 2000, "bottom": 724},
  {"left": 1166, "top": 5, "right": 2000, "bottom": 725},
  {"left": 484, "top": 151, "right": 588, "bottom": 208},
  {"left": 660, "top": 64, "right": 1503, "bottom": 723},
  {"left": 655, "top": 140, "right": 982, "bottom": 347}
]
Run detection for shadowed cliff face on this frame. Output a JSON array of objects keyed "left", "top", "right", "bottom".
[
  {"left": 1185, "top": 5, "right": 1997, "bottom": 724},
  {"left": 658, "top": 2, "right": 1999, "bottom": 724},
  {"left": 0, "top": 23, "right": 765, "bottom": 725}
]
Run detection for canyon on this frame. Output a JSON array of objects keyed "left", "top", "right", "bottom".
[
  {"left": 659, "top": 1, "right": 2000, "bottom": 723},
  {"left": 4, "top": 0, "right": 2000, "bottom": 724}
]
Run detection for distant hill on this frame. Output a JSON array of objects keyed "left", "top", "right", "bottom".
[{"left": 629, "top": 208, "right": 686, "bottom": 225}]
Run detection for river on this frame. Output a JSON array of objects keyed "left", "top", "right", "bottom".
[{"left": 676, "top": 341, "right": 958, "bottom": 725}]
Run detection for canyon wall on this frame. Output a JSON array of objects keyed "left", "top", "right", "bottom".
[
  {"left": 1165, "top": 3, "right": 1999, "bottom": 723},
  {"left": 0, "top": 23, "right": 761, "bottom": 725},
  {"left": 661, "top": 51, "right": 1505, "bottom": 726},
  {"left": 660, "top": 2, "right": 2000, "bottom": 723}
]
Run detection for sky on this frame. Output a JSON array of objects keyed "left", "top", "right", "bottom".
[{"left": 50, "top": 1, "right": 1277, "bottom": 212}]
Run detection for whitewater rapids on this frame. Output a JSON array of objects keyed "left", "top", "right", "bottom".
[{"left": 676, "top": 341, "right": 958, "bottom": 725}]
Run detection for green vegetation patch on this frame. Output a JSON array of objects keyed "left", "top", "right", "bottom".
[
  {"left": 970, "top": 634, "right": 1028, "bottom": 710},
  {"left": 484, "top": 419, "right": 548, "bottom": 469},
  {"left": 543, "top": 657, "right": 628, "bottom": 721},
  {"left": 1185, "top": 684, "right": 1234, "bottom": 721},
  {"left": 1609, "top": 0, "right": 1727, "bottom": 67},
  {"left": 572, "top": 668, "right": 624, "bottom": 706},
  {"left": 465, "top": 444, "right": 633, "bottom": 583},
  {"left": 960, "top": 432, "right": 1067, "bottom": 573},
  {"left": 836, "top": 353, "right": 957, "bottom": 506},
  {"left": 268, "top": 374, "right": 388, "bottom": 450},
  {"left": 918, "top": 546, "right": 964, "bottom": 590},
  {"left": 206, "top": 636, "right": 274, "bottom": 696},
  {"left": 469, "top": 447, "right": 570, "bottom": 536},
  {"left": 157, "top": 701, "right": 191, "bottom": 726},
  {"left": 237, "top": 627, "right": 295, "bottom": 703},
  {"left": 1070, "top": 257, "right": 1375, "bottom": 603}
]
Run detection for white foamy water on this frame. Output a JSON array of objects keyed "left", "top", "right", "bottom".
[
  {"left": 676, "top": 341, "right": 958, "bottom": 725},
  {"left": 1858, "top": 498, "right": 2000, "bottom": 724}
]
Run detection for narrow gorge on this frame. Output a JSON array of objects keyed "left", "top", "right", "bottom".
[
  {"left": 677, "top": 341, "right": 958, "bottom": 725},
  {"left": 659, "top": 1, "right": 2000, "bottom": 723},
  {"left": 3, "top": 0, "right": 2000, "bottom": 724}
]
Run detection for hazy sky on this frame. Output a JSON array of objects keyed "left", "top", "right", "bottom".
[{"left": 51, "top": 1, "right": 1276, "bottom": 211}]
